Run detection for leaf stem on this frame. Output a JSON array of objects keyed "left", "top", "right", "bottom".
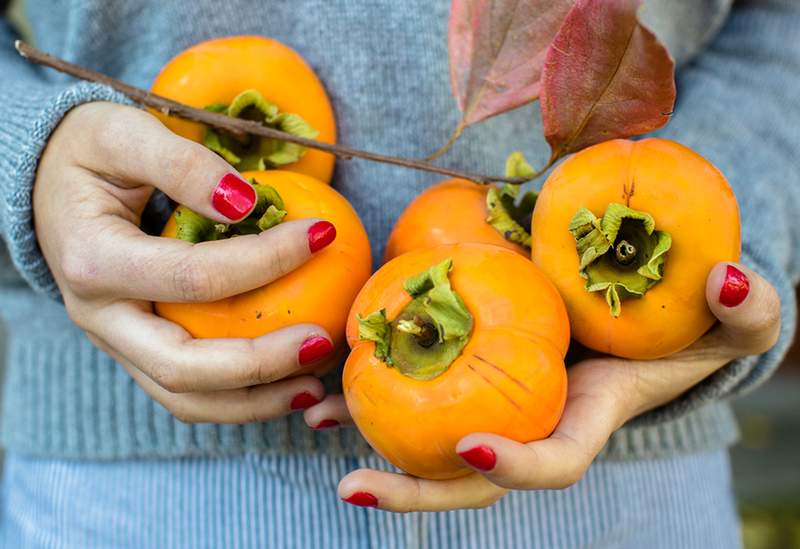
[
  {"left": 15, "top": 41, "right": 530, "bottom": 186},
  {"left": 424, "top": 121, "right": 465, "bottom": 162}
]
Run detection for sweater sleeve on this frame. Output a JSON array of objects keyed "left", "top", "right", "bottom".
[
  {"left": 632, "top": 0, "right": 800, "bottom": 426},
  {"left": 0, "top": 18, "right": 131, "bottom": 299}
]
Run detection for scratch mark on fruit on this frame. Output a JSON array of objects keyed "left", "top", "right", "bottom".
[
  {"left": 473, "top": 354, "right": 533, "bottom": 394},
  {"left": 466, "top": 363, "right": 522, "bottom": 412},
  {"left": 622, "top": 177, "right": 635, "bottom": 207},
  {"left": 349, "top": 371, "right": 363, "bottom": 386}
]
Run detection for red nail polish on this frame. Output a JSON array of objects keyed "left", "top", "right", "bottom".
[
  {"left": 212, "top": 173, "right": 256, "bottom": 220},
  {"left": 720, "top": 265, "right": 750, "bottom": 307},
  {"left": 458, "top": 445, "right": 496, "bottom": 471},
  {"left": 290, "top": 391, "right": 320, "bottom": 411},
  {"left": 314, "top": 419, "right": 340, "bottom": 430},
  {"left": 343, "top": 491, "right": 378, "bottom": 508},
  {"left": 307, "top": 221, "right": 336, "bottom": 253},
  {"left": 298, "top": 336, "right": 334, "bottom": 366}
]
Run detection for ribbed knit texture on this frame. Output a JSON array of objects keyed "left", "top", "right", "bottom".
[
  {"left": 0, "top": 0, "right": 798, "bottom": 461},
  {"left": 0, "top": 450, "right": 740, "bottom": 549}
]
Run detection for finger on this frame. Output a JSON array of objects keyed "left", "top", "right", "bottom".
[
  {"left": 456, "top": 366, "right": 624, "bottom": 490},
  {"left": 66, "top": 215, "right": 333, "bottom": 302},
  {"left": 303, "top": 394, "right": 354, "bottom": 430},
  {"left": 705, "top": 262, "right": 781, "bottom": 356},
  {"left": 338, "top": 469, "right": 506, "bottom": 512},
  {"left": 89, "top": 301, "right": 335, "bottom": 393},
  {"left": 78, "top": 103, "right": 255, "bottom": 222},
  {"left": 85, "top": 330, "right": 325, "bottom": 423},
  {"left": 123, "top": 361, "right": 325, "bottom": 424}
]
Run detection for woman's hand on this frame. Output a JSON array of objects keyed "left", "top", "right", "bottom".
[
  {"left": 34, "top": 102, "right": 338, "bottom": 423},
  {"left": 309, "top": 262, "right": 780, "bottom": 511}
]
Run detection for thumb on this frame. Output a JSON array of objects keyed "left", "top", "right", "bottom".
[
  {"left": 83, "top": 103, "right": 257, "bottom": 223},
  {"left": 705, "top": 262, "right": 781, "bottom": 356}
]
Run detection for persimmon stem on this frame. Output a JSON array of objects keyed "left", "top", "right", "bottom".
[
  {"left": 615, "top": 239, "right": 637, "bottom": 265},
  {"left": 531, "top": 152, "right": 560, "bottom": 180},
  {"left": 15, "top": 41, "right": 531, "bottom": 186}
]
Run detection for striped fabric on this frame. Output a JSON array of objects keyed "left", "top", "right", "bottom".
[{"left": 0, "top": 450, "right": 741, "bottom": 549}]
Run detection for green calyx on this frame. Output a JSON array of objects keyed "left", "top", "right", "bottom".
[
  {"left": 486, "top": 152, "right": 537, "bottom": 249},
  {"left": 569, "top": 203, "right": 672, "bottom": 317},
  {"left": 357, "top": 258, "right": 474, "bottom": 381},
  {"left": 174, "top": 180, "right": 287, "bottom": 244},
  {"left": 203, "top": 89, "right": 319, "bottom": 171}
]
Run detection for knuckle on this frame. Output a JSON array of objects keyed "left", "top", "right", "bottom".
[
  {"left": 243, "top": 387, "right": 272, "bottom": 423},
  {"left": 63, "top": 298, "right": 93, "bottom": 330},
  {"left": 264, "top": 231, "right": 300, "bottom": 279},
  {"left": 253, "top": 355, "right": 280, "bottom": 385},
  {"left": 92, "top": 107, "right": 145, "bottom": 156},
  {"left": 556, "top": 461, "right": 589, "bottom": 489},
  {"left": 163, "top": 143, "right": 212, "bottom": 193},
  {"left": 167, "top": 403, "right": 200, "bottom": 424},
  {"left": 558, "top": 470, "right": 584, "bottom": 489},
  {"left": 469, "top": 491, "right": 504, "bottom": 509},
  {"left": 152, "top": 366, "right": 192, "bottom": 394},
  {"left": 171, "top": 256, "right": 220, "bottom": 302},
  {"left": 757, "top": 292, "right": 782, "bottom": 332},
  {"left": 60, "top": 250, "right": 102, "bottom": 297}
]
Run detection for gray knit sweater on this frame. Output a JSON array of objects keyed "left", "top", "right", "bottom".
[{"left": 0, "top": 0, "right": 797, "bottom": 460}]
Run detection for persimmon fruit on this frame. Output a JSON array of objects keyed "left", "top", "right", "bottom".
[
  {"left": 531, "top": 138, "right": 741, "bottom": 360},
  {"left": 155, "top": 170, "right": 371, "bottom": 357},
  {"left": 384, "top": 153, "right": 536, "bottom": 262},
  {"left": 151, "top": 35, "right": 336, "bottom": 183},
  {"left": 344, "top": 243, "right": 569, "bottom": 480}
]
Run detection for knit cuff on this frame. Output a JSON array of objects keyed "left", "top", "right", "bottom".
[
  {"left": 628, "top": 244, "right": 797, "bottom": 428},
  {"left": 0, "top": 81, "right": 133, "bottom": 298}
]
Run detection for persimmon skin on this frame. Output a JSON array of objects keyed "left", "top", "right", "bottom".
[
  {"left": 344, "top": 243, "right": 569, "bottom": 480},
  {"left": 156, "top": 171, "right": 371, "bottom": 355},
  {"left": 531, "top": 138, "right": 741, "bottom": 360},
  {"left": 383, "top": 179, "right": 528, "bottom": 263},
  {"left": 151, "top": 35, "right": 336, "bottom": 183}
]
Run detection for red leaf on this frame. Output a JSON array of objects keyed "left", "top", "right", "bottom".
[
  {"left": 540, "top": 0, "right": 675, "bottom": 157},
  {"left": 449, "top": 0, "right": 574, "bottom": 127}
]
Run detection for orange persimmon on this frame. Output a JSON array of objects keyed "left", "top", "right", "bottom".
[
  {"left": 384, "top": 179, "right": 531, "bottom": 261},
  {"left": 151, "top": 35, "right": 336, "bottom": 183},
  {"left": 156, "top": 170, "right": 371, "bottom": 355},
  {"left": 384, "top": 153, "right": 536, "bottom": 262},
  {"left": 531, "top": 138, "right": 741, "bottom": 360},
  {"left": 344, "top": 243, "right": 569, "bottom": 480}
]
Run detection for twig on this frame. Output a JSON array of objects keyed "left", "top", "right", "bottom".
[{"left": 15, "top": 41, "right": 530, "bottom": 186}]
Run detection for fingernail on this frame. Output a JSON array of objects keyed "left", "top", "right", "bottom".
[
  {"left": 458, "top": 445, "right": 496, "bottom": 471},
  {"left": 307, "top": 221, "right": 336, "bottom": 253},
  {"left": 290, "top": 391, "right": 320, "bottom": 411},
  {"left": 720, "top": 264, "right": 750, "bottom": 307},
  {"left": 342, "top": 491, "right": 378, "bottom": 508},
  {"left": 212, "top": 173, "right": 256, "bottom": 220},
  {"left": 298, "top": 336, "right": 334, "bottom": 366},
  {"left": 314, "top": 419, "right": 340, "bottom": 430}
]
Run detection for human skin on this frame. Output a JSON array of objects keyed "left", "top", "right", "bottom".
[
  {"left": 307, "top": 262, "right": 781, "bottom": 511},
  {"left": 33, "top": 101, "right": 342, "bottom": 421}
]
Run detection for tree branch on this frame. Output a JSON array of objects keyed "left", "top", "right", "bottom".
[{"left": 15, "top": 41, "right": 530, "bottom": 186}]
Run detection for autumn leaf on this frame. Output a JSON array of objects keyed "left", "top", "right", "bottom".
[
  {"left": 448, "top": 0, "right": 574, "bottom": 128},
  {"left": 539, "top": 0, "right": 675, "bottom": 159}
]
